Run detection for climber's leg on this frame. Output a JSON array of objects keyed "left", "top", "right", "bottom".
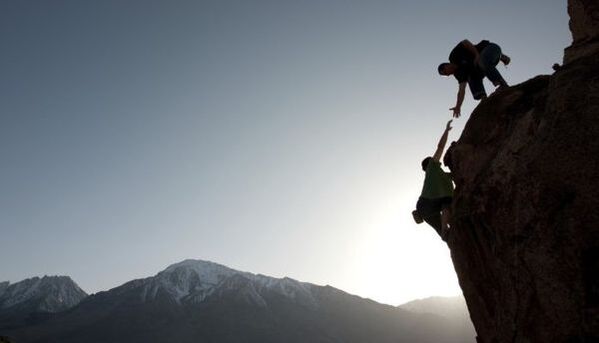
[
  {"left": 417, "top": 197, "right": 445, "bottom": 241},
  {"left": 479, "top": 43, "right": 508, "bottom": 88},
  {"left": 468, "top": 76, "right": 486, "bottom": 100},
  {"left": 423, "top": 213, "right": 444, "bottom": 240}
]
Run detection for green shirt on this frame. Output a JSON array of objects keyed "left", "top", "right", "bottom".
[{"left": 420, "top": 160, "right": 454, "bottom": 199}]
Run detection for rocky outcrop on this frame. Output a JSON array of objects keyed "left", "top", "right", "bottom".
[
  {"left": 445, "top": 1, "right": 599, "bottom": 342},
  {"left": 564, "top": 0, "right": 599, "bottom": 64}
]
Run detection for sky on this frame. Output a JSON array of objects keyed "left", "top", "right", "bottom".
[{"left": 0, "top": 0, "right": 570, "bottom": 306}]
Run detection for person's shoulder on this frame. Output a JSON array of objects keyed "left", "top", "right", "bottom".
[
  {"left": 449, "top": 42, "right": 463, "bottom": 57},
  {"left": 426, "top": 159, "right": 441, "bottom": 171}
]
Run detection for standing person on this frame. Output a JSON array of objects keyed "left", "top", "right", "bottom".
[
  {"left": 412, "top": 120, "right": 454, "bottom": 241},
  {"left": 438, "top": 40, "right": 511, "bottom": 118}
]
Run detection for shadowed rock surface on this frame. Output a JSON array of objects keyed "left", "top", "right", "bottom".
[
  {"left": 565, "top": 0, "right": 599, "bottom": 63},
  {"left": 445, "top": 1, "right": 599, "bottom": 341}
]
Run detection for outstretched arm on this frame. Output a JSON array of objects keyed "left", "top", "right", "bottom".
[
  {"left": 450, "top": 82, "right": 466, "bottom": 118},
  {"left": 432, "top": 120, "right": 453, "bottom": 162}
]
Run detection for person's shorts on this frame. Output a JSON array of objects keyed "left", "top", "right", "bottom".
[{"left": 416, "top": 196, "right": 452, "bottom": 216}]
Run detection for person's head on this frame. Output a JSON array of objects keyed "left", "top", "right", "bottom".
[
  {"left": 437, "top": 63, "right": 457, "bottom": 76},
  {"left": 421, "top": 157, "right": 432, "bottom": 171}
]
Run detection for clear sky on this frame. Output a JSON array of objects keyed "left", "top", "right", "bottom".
[{"left": 0, "top": 0, "right": 569, "bottom": 306}]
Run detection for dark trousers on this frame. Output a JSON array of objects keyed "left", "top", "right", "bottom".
[
  {"left": 423, "top": 214, "right": 443, "bottom": 239},
  {"left": 469, "top": 43, "right": 507, "bottom": 100},
  {"left": 416, "top": 197, "right": 452, "bottom": 241}
]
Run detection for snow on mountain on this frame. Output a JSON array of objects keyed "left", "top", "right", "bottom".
[
  {"left": 140, "top": 259, "right": 238, "bottom": 302},
  {"left": 138, "top": 259, "right": 318, "bottom": 307},
  {"left": 0, "top": 276, "right": 87, "bottom": 313},
  {"left": 2, "top": 266, "right": 478, "bottom": 343},
  {"left": 253, "top": 274, "right": 318, "bottom": 306}
]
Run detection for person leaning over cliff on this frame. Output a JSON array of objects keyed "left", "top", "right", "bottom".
[
  {"left": 412, "top": 120, "right": 454, "bottom": 241},
  {"left": 438, "top": 39, "right": 511, "bottom": 118}
]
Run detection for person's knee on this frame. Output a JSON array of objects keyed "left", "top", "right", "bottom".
[
  {"left": 473, "top": 91, "right": 487, "bottom": 100},
  {"left": 478, "top": 62, "right": 488, "bottom": 72}
]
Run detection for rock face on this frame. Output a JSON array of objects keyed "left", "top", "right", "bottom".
[
  {"left": 445, "top": 1, "right": 599, "bottom": 341},
  {"left": 564, "top": 0, "right": 599, "bottom": 63}
]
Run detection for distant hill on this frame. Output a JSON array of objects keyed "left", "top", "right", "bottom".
[
  {"left": 398, "top": 295, "right": 475, "bottom": 339},
  {"left": 1, "top": 260, "right": 475, "bottom": 342}
]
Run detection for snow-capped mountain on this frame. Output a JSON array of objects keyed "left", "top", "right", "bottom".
[
  {"left": 136, "top": 259, "right": 317, "bottom": 308},
  {"left": 1, "top": 260, "right": 476, "bottom": 343},
  {"left": 0, "top": 276, "right": 87, "bottom": 314}
]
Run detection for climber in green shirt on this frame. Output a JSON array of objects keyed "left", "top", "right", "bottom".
[{"left": 412, "top": 120, "right": 454, "bottom": 241}]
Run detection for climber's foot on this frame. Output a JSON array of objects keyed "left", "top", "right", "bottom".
[
  {"left": 474, "top": 91, "right": 487, "bottom": 101},
  {"left": 493, "top": 80, "right": 509, "bottom": 89},
  {"left": 412, "top": 210, "right": 423, "bottom": 224}
]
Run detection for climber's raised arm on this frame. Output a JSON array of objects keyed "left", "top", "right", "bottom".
[
  {"left": 415, "top": 120, "right": 455, "bottom": 241},
  {"left": 432, "top": 120, "right": 453, "bottom": 162}
]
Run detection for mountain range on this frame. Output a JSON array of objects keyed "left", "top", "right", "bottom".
[{"left": 0, "top": 259, "right": 475, "bottom": 342}]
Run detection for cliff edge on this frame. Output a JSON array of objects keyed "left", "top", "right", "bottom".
[{"left": 445, "top": 1, "right": 599, "bottom": 342}]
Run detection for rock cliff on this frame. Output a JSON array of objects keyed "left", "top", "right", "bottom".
[{"left": 445, "top": 1, "right": 599, "bottom": 342}]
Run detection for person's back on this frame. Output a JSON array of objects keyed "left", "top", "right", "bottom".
[{"left": 421, "top": 160, "right": 453, "bottom": 200}]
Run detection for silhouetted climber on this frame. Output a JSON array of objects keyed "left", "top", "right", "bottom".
[
  {"left": 438, "top": 39, "right": 511, "bottom": 118},
  {"left": 412, "top": 120, "right": 454, "bottom": 241}
]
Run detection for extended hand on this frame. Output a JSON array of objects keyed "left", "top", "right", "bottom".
[
  {"left": 446, "top": 120, "right": 453, "bottom": 131},
  {"left": 450, "top": 106, "right": 461, "bottom": 118}
]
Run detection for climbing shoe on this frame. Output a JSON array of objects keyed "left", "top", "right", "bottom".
[{"left": 412, "top": 210, "right": 423, "bottom": 224}]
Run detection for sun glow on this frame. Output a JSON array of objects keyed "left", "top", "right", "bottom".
[{"left": 348, "top": 185, "right": 462, "bottom": 306}]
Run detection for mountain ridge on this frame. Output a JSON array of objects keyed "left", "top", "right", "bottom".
[
  {"left": 1, "top": 259, "right": 475, "bottom": 343},
  {"left": 0, "top": 275, "right": 87, "bottom": 314}
]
